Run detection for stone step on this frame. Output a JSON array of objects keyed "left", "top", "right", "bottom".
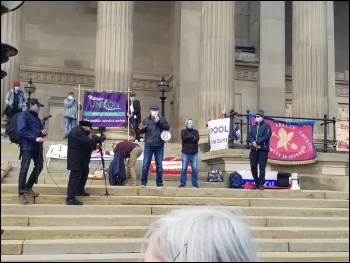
[
  {"left": 0, "top": 252, "right": 349, "bottom": 262},
  {"left": 1, "top": 226, "right": 348, "bottom": 240},
  {"left": 1, "top": 215, "right": 348, "bottom": 228},
  {"left": 1, "top": 238, "right": 348, "bottom": 255},
  {"left": 2, "top": 184, "right": 345, "bottom": 200},
  {"left": 2, "top": 204, "right": 348, "bottom": 218},
  {"left": 1, "top": 193, "right": 349, "bottom": 208}
]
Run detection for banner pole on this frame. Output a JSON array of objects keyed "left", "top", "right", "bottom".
[
  {"left": 127, "top": 86, "right": 130, "bottom": 141},
  {"left": 78, "top": 84, "right": 81, "bottom": 121}
]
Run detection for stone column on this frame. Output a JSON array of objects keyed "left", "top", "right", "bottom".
[
  {"left": 198, "top": 1, "right": 235, "bottom": 131},
  {"left": 259, "top": 1, "right": 285, "bottom": 116},
  {"left": 292, "top": 1, "right": 328, "bottom": 135},
  {"left": 95, "top": 1, "right": 134, "bottom": 91},
  {"left": 1, "top": 8, "right": 23, "bottom": 134}
]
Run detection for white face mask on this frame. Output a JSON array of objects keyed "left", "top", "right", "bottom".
[
  {"left": 130, "top": 97, "right": 135, "bottom": 102},
  {"left": 68, "top": 96, "right": 73, "bottom": 100},
  {"left": 151, "top": 111, "right": 158, "bottom": 117}
]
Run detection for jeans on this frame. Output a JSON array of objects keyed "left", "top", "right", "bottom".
[
  {"left": 130, "top": 117, "right": 141, "bottom": 141},
  {"left": 67, "top": 168, "right": 89, "bottom": 200},
  {"left": 18, "top": 150, "right": 43, "bottom": 195},
  {"left": 249, "top": 150, "right": 269, "bottom": 186},
  {"left": 64, "top": 117, "right": 77, "bottom": 137},
  {"left": 180, "top": 153, "right": 198, "bottom": 186},
  {"left": 141, "top": 146, "right": 164, "bottom": 186}
]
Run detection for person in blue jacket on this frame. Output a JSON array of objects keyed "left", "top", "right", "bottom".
[
  {"left": 17, "top": 98, "right": 47, "bottom": 204},
  {"left": 247, "top": 110, "right": 272, "bottom": 190}
]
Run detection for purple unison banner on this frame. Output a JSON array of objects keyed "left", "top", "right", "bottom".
[{"left": 82, "top": 91, "right": 126, "bottom": 127}]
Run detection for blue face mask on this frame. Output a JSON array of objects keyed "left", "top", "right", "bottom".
[
  {"left": 255, "top": 117, "right": 262, "bottom": 123},
  {"left": 188, "top": 123, "right": 194, "bottom": 129},
  {"left": 14, "top": 87, "right": 20, "bottom": 91},
  {"left": 32, "top": 107, "right": 40, "bottom": 113}
]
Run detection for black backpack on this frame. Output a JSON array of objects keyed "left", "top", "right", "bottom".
[
  {"left": 229, "top": 171, "right": 243, "bottom": 188},
  {"left": 6, "top": 111, "right": 29, "bottom": 145}
]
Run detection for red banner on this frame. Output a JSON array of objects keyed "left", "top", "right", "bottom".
[
  {"left": 149, "top": 157, "right": 192, "bottom": 176},
  {"left": 250, "top": 116, "right": 317, "bottom": 165}
]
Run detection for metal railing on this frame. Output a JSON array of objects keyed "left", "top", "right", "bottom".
[{"left": 207, "top": 109, "right": 337, "bottom": 153}]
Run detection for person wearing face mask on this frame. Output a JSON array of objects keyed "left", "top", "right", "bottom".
[
  {"left": 17, "top": 98, "right": 47, "bottom": 205},
  {"left": 138, "top": 104, "right": 170, "bottom": 188},
  {"left": 179, "top": 119, "right": 200, "bottom": 188},
  {"left": 66, "top": 120, "right": 102, "bottom": 205},
  {"left": 63, "top": 92, "right": 82, "bottom": 139},
  {"left": 247, "top": 110, "right": 272, "bottom": 190},
  {"left": 127, "top": 92, "right": 142, "bottom": 142},
  {"left": 4, "top": 80, "right": 26, "bottom": 136}
]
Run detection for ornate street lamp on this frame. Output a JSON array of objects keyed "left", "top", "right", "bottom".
[
  {"left": 24, "top": 78, "right": 36, "bottom": 99},
  {"left": 157, "top": 76, "right": 170, "bottom": 117}
]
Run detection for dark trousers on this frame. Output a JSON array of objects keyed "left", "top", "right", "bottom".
[
  {"left": 18, "top": 150, "right": 43, "bottom": 195},
  {"left": 67, "top": 168, "right": 89, "bottom": 200},
  {"left": 249, "top": 150, "right": 269, "bottom": 186},
  {"left": 130, "top": 117, "right": 141, "bottom": 141}
]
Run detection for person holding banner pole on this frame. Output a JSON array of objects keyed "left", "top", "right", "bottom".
[{"left": 248, "top": 110, "right": 272, "bottom": 190}]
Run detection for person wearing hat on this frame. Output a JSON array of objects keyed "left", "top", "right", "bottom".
[
  {"left": 17, "top": 98, "right": 46, "bottom": 204},
  {"left": 4, "top": 80, "right": 26, "bottom": 135},
  {"left": 66, "top": 120, "right": 103, "bottom": 205},
  {"left": 127, "top": 92, "right": 142, "bottom": 142},
  {"left": 138, "top": 104, "right": 170, "bottom": 188},
  {"left": 247, "top": 110, "right": 272, "bottom": 190}
]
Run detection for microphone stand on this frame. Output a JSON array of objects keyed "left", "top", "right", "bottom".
[{"left": 97, "top": 129, "right": 113, "bottom": 197}]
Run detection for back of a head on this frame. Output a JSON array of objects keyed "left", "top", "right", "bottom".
[{"left": 142, "top": 207, "right": 259, "bottom": 262}]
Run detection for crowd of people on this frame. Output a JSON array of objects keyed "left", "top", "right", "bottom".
[{"left": 3, "top": 82, "right": 271, "bottom": 205}]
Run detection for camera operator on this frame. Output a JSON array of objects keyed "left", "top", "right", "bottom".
[{"left": 66, "top": 120, "right": 105, "bottom": 205}]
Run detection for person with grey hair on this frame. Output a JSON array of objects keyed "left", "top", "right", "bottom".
[
  {"left": 179, "top": 118, "right": 200, "bottom": 188},
  {"left": 141, "top": 207, "right": 259, "bottom": 262}
]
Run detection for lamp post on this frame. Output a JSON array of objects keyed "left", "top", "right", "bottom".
[
  {"left": 157, "top": 76, "right": 169, "bottom": 117},
  {"left": 24, "top": 78, "right": 36, "bottom": 100}
]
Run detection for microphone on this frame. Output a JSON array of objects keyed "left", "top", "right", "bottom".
[{"left": 42, "top": 115, "right": 52, "bottom": 122}]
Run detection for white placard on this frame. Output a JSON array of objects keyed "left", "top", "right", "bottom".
[{"left": 208, "top": 118, "right": 230, "bottom": 151}]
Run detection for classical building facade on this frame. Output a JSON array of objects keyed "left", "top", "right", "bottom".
[{"left": 1, "top": 1, "right": 349, "bottom": 141}]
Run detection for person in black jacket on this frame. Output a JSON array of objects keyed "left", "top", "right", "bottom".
[
  {"left": 127, "top": 92, "right": 142, "bottom": 142},
  {"left": 138, "top": 104, "right": 170, "bottom": 188},
  {"left": 179, "top": 119, "right": 200, "bottom": 188},
  {"left": 247, "top": 110, "right": 272, "bottom": 190},
  {"left": 66, "top": 120, "right": 104, "bottom": 205}
]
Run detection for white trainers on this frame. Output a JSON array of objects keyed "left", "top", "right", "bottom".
[
  {"left": 140, "top": 185, "right": 146, "bottom": 188},
  {"left": 157, "top": 185, "right": 165, "bottom": 189}
]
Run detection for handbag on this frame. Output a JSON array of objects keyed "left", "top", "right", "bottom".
[{"left": 207, "top": 170, "right": 223, "bottom": 182}]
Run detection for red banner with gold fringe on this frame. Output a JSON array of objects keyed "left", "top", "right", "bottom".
[{"left": 249, "top": 115, "right": 317, "bottom": 165}]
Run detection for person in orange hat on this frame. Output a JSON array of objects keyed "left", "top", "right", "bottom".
[{"left": 4, "top": 80, "right": 26, "bottom": 135}]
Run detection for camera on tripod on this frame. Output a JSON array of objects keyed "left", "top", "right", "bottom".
[{"left": 92, "top": 134, "right": 107, "bottom": 144}]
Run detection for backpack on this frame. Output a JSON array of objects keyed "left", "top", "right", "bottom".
[
  {"left": 207, "top": 170, "right": 223, "bottom": 182},
  {"left": 229, "top": 171, "right": 243, "bottom": 188},
  {"left": 6, "top": 111, "right": 29, "bottom": 145}
]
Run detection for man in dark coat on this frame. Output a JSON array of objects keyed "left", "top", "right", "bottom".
[
  {"left": 66, "top": 120, "right": 103, "bottom": 205},
  {"left": 127, "top": 92, "right": 142, "bottom": 142}
]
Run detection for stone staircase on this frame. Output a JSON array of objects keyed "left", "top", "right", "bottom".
[{"left": 1, "top": 137, "right": 349, "bottom": 262}]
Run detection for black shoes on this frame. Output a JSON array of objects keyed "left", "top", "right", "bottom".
[
  {"left": 77, "top": 192, "right": 90, "bottom": 196},
  {"left": 251, "top": 184, "right": 259, "bottom": 190},
  {"left": 192, "top": 185, "right": 199, "bottom": 188},
  {"left": 179, "top": 184, "right": 186, "bottom": 188},
  {"left": 66, "top": 198, "right": 83, "bottom": 205},
  {"left": 259, "top": 185, "right": 264, "bottom": 190}
]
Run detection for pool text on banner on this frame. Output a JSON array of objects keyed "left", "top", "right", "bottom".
[{"left": 208, "top": 118, "right": 230, "bottom": 151}]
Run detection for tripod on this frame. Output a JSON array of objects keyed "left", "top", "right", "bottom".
[{"left": 97, "top": 132, "right": 114, "bottom": 198}]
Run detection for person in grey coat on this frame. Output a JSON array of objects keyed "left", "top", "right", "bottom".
[{"left": 63, "top": 92, "right": 82, "bottom": 139}]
